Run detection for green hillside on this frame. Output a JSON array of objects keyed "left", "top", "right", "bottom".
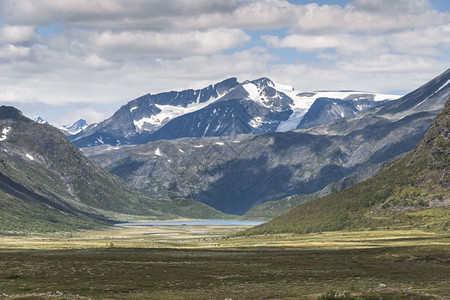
[
  {"left": 243, "top": 99, "right": 450, "bottom": 235},
  {"left": 0, "top": 106, "right": 227, "bottom": 232}
]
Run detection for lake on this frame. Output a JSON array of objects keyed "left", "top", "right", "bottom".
[{"left": 115, "top": 219, "right": 264, "bottom": 227}]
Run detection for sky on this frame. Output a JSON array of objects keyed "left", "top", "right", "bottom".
[{"left": 0, "top": 0, "right": 449, "bottom": 126}]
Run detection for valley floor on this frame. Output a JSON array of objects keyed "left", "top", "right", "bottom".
[{"left": 0, "top": 224, "right": 449, "bottom": 299}]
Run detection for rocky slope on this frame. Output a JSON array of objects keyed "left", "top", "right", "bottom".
[
  {"left": 243, "top": 96, "right": 450, "bottom": 235},
  {"left": 297, "top": 97, "right": 364, "bottom": 129},
  {"left": 0, "top": 107, "right": 225, "bottom": 232}
]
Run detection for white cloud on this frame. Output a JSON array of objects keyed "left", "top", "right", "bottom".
[
  {"left": 264, "top": 23, "right": 450, "bottom": 58},
  {"left": 0, "top": 25, "right": 36, "bottom": 44},
  {"left": 1, "top": 0, "right": 448, "bottom": 33},
  {"left": 338, "top": 54, "right": 440, "bottom": 73},
  {"left": 293, "top": 0, "right": 449, "bottom": 34},
  {"left": 349, "top": 0, "right": 432, "bottom": 15},
  {"left": 0, "top": 90, "right": 21, "bottom": 102},
  {"left": 262, "top": 34, "right": 342, "bottom": 52},
  {"left": 0, "top": 0, "right": 448, "bottom": 126},
  {"left": 92, "top": 28, "right": 250, "bottom": 58},
  {"left": 84, "top": 53, "right": 113, "bottom": 69},
  {"left": 0, "top": 45, "right": 31, "bottom": 60}
]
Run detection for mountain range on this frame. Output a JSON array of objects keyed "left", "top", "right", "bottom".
[
  {"left": 3, "top": 68, "right": 449, "bottom": 230},
  {"left": 84, "top": 68, "right": 450, "bottom": 215},
  {"left": 34, "top": 117, "right": 91, "bottom": 136},
  {"left": 70, "top": 77, "right": 399, "bottom": 147}
]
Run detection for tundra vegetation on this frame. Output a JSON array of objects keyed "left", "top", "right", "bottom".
[{"left": 0, "top": 225, "right": 449, "bottom": 299}]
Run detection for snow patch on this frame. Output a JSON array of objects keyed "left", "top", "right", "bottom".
[
  {"left": 436, "top": 79, "right": 450, "bottom": 94},
  {"left": 274, "top": 82, "right": 294, "bottom": 92},
  {"left": 0, "top": 126, "right": 11, "bottom": 141},
  {"left": 26, "top": 153, "right": 34, "bottom": 161},
  {"left": 193, "top": 145, "right": 204, "bottom": 148},
  {"left": 203, "top": 122, "right": 211, "bottom": 135},
  {"left": 178, "top": 148, "right": 184, "bottom": 153},
  {"left": 130, "top": 106, "right": 138, "bottom": 113},
  {"left": 249, "top": 116, "right": 263, "bottom": 128},
  {"left": 373, "top": 93, "right": 402, "bottom": 101},
  {"left": 154, "top": 148, "right": 162, "bottom": 156},
  {"left": 412, "top": 81, "right": 449, "bottom": 109},
  {"left": 133, "top": 91, "right": 226, "bottom": 131},
  {"left": 215, "top": 142, "right": 224, "bottom": 145},
  {"left": 134, "top": 117, "right": 159, "bottom": 130},
  {"left": 242, "top": 83, "right": 260, "bottom": 101},
  {"left": 276, "top": 110, "right": 306, "bottom": 132}
]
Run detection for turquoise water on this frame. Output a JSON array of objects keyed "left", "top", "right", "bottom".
[{"left": 115, "top": 220, "right": 264, "bottom": 227}]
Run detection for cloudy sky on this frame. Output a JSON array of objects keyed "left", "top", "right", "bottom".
[{"left": 0, "top": 0, "right": 449, "bottom": 126}]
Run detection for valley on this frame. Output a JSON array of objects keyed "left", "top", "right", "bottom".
[
  {"left": 1, "top": 78, "right": 449, "bottom": 298},
  {"left": 1, "top": 1, "right": 450, "bottom": 299}
]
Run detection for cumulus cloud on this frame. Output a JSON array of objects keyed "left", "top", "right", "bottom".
[
  {"left": 0, "top": 25, "right": 36, "bottom": 44},
  {"left": 264, "top": 24, "right": 450, "bottom": 57},
  {"left": 0, "top": 45, "right": 31, "bottom": 60},
  {"left": 1, "top": 0, "right": 448, "bottom": 33},
  {"left": 293, "top": 0, "right": 449, "bottom": 33},
  {"left": 262, "top": 34, "right": 342, "bottom": 52},
  {"left": 91, "top": 28, "right": 250, "bottom": 58},
  {"left": 0, "top": 0, "right": 448, "bottom": 125}
]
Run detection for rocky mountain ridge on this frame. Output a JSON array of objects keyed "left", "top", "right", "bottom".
[{"left": 71, "top": 77, "right": 399, "bottom": 147}]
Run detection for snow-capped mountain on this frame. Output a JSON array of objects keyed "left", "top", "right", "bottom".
[
  {"left": 296, "top": 98, "right": 359, "bottom": 129},
  {"left": 278, "top": 91, "right": 399, "bottom": 131},
  {"left": 295, "top": 93, "right": 395, "bottom": 129},
  {"left": 60, "top": 119, "right": 89, "bottom": 136},
  {"left": 71, "top": 77, "right": 401, "bottom": 147},
  {"left": 33, "top": 116, "right": 49, "bottom": 125},
  {"left": 84, "top": 68, "right": 450, "bottom": 215}
]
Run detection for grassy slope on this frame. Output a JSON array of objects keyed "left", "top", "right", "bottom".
[
  {"left": 0, "top": 190, "right": 105, "bottom": 232},
  {"left": 243, "top": 99, "right": 450, "bottom": 235},
  {"left": 243, "top": 193, "right": 317, "bottom": 220}
]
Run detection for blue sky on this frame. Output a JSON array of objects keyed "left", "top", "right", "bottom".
[{"left": 0, "top": 0, "right": 449, "bottom": 125}]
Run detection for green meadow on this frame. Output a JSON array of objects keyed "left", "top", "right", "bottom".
[{"left": 0, "top": 224, "right": 449, "bottom": 299}]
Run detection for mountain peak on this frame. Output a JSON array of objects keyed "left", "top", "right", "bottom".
[
  {"left": 34, "top": 116, "right": 50, "bottom": 125},
  {"left": 61, "top": 119, "right": 90, "bottom": 136},
  {"left": 72, "top": 119, "right": 87, "bottom": 127},
  {"left": 213, "top": 77, "right": 239, "bottom": 94},
  {"left": 0, "top": 106, "right": 27, "bottom": 121},
  {"left": 243, "top": 77, "right": 274, "bottom": 88}
]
